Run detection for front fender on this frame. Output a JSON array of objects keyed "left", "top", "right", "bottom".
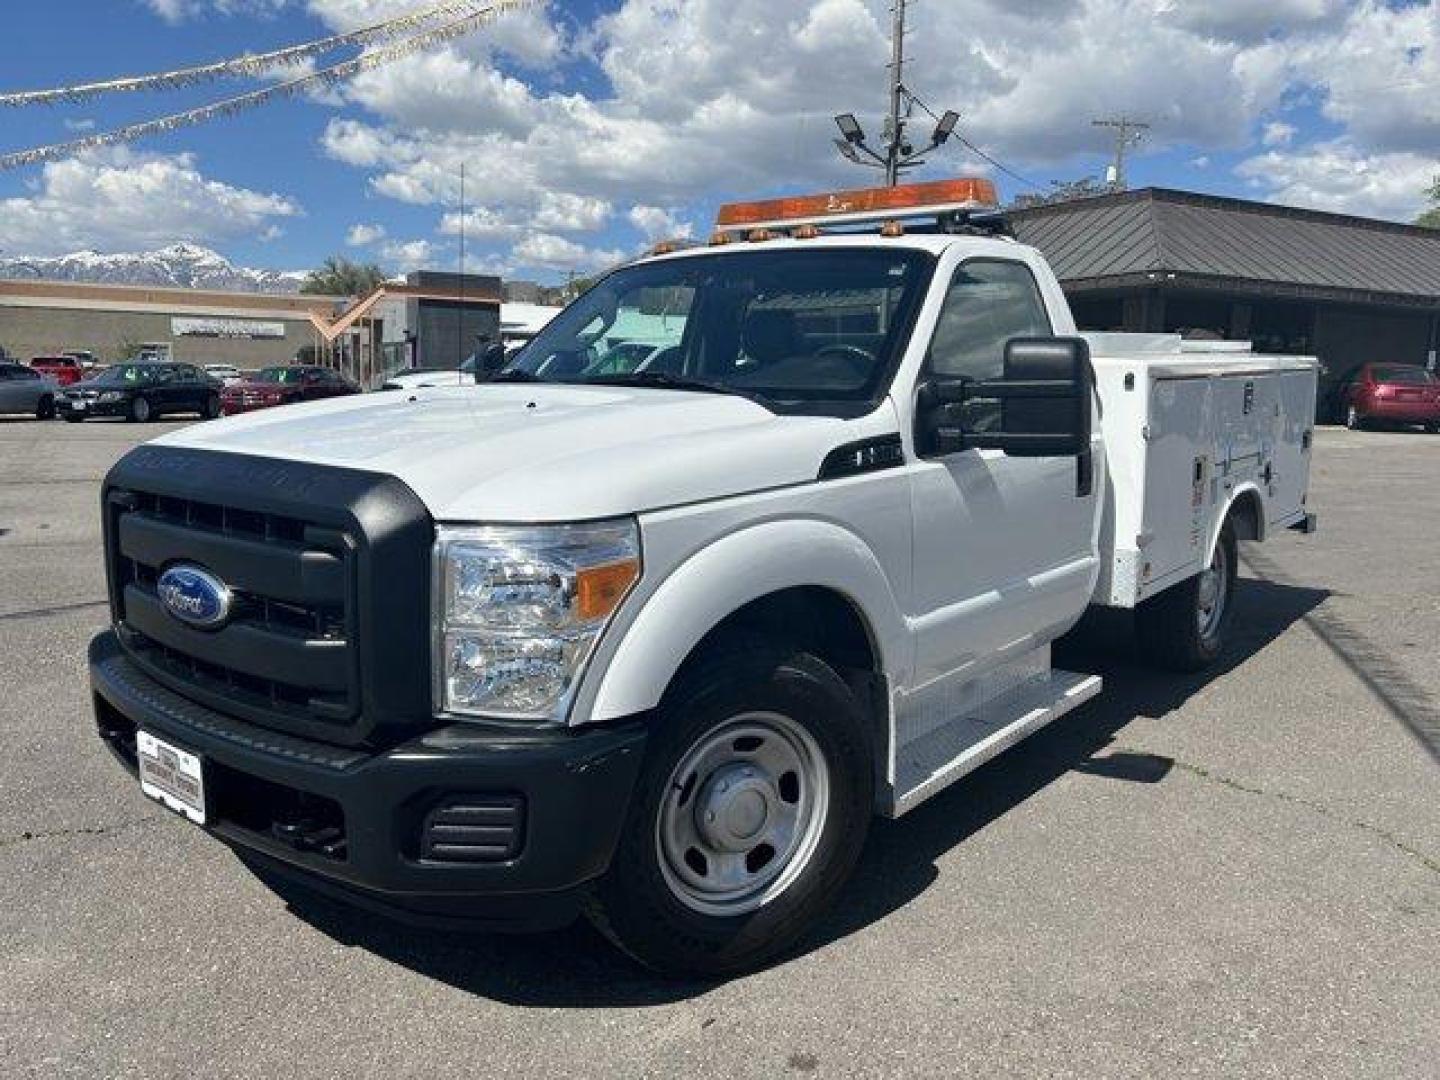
[{"left": 585, "top": 519, "right": 909, "bottom": 724}]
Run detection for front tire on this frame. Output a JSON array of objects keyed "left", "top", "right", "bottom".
[
  {"left": 128, "top": 395, "right": 152, "bottom": 423},
  {"left": 1136, "top": 520, "right": 1237, "bottom": 672},
  {"left": 585, "top": 644, "right": 873, "bottom": 976}
]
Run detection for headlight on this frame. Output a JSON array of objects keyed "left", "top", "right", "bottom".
[
  {"left": 98, "top": 391, "right": 125, "bottom": 403},
  {"left": 434, "top": 520, "right": 640, "bottom": 722}
]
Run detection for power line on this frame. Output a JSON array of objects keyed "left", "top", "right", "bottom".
[{"left": 904, "top": 90, "right": 1044, "bottom": 191}]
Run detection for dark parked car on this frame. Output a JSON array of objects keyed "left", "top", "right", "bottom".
[
  {"left": 57, "top": 362, "right": 222, "bottom": 423},
  {"left": 220, "top": 365, "right": 360, "bottom": 415},
  {"left": 1339, "top": 363, "right": 1440, "bottom": 431}
]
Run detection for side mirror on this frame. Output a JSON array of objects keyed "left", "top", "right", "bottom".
[{"left": 918, "top": 337, "right": 1095, "bottom": 492}]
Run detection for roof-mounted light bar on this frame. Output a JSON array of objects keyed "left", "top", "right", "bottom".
[{"left": 715, "top": 177, "right": 999, "bottom": 234}]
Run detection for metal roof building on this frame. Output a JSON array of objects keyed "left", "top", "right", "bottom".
[{"left": 1011, "top": 188, "right": 1440, "bottom": 417}]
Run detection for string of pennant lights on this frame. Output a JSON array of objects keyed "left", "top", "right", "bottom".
[
  {"left": 0, "top": 0, "right": 534, "bottom": 172},
  {"left": 0, "top": 1, "right": 496, "bottom": 108}
]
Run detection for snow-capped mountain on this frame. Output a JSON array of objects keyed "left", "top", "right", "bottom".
[{"left": 0, "top": 244, "right": 305, "bottom": 294}]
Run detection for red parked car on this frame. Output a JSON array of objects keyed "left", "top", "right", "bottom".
[
  {"left": 30, "top": 355, "right": 85, "bottom": 386},
  {"left": 1341, "top": 363, "right": 1440, "bottom": 432},
  {"left": 220, "top": 365, "right": 361, "bottom": 416}
]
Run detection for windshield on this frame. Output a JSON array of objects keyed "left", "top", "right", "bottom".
[
  {"left": 1372, "top": 365, "right": 1435, "bottom": 385},
  {"left": 92, "top": 364, "right": 161, "bottom": 386},
  {"left": 254, "top": 367, "right": 305, "bottom": 384},
  {"left": 506, "top": 248, "right": 935, "bottom": 414}
]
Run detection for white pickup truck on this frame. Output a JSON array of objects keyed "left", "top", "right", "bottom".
[{"left": 89, "top": 179, "right": 1317, "bottom": 976}]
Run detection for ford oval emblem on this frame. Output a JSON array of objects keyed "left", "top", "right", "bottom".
[{"left": 157, "top": 565, "right": 233, "bottom": 630}]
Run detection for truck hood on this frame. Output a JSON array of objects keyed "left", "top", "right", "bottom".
[{"left": 153, "top": 384, "right": 882, "bottom": 521}]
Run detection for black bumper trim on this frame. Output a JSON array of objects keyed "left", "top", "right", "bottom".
[{"left": 90, "top": 630, "right": 647, "bottom": 918}]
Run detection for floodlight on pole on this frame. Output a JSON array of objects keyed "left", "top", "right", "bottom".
[
  {"left": 933, "top": 110, "right": 960, "bottom": 146},
  {"left": 835, "top": 113, "right": 865, "bottom": 144}
]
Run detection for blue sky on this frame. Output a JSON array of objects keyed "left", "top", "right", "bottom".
[{"left": 1, "top": 1, "right": 1435, "bottom": 282}]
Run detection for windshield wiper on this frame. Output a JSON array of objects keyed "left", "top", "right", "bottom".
[
  {"left": 486, "top": 369, "right": 548, "bottom": 384},
  {"left": 580, "top": 372, "right": 775, "bottom": 410}
]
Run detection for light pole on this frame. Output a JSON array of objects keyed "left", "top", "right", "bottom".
[{"left": 833, "top": 1, "right": 960, "bottom": 185}]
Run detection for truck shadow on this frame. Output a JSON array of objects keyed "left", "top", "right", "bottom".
[{"left": 257, "top": 573, "right": 1327, "bottom": 1007}]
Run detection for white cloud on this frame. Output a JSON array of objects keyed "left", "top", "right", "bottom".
[
  {"left": 533, "top": 192, "right": 612, "bottom": 232},
  {"left": 63, "top": 119, "right": 96, "bottom": 133},
  {"left": 511, "top": 233, "right": 628, "bottom": 274},
  {"left": 380, "top": 237, "right": 441, "bottom": 271},
  {"left": 346, "top": 223, "right": 386, "bottom": 246},
  {"left": 1236, "top": 140, "right": 1437, "bottom": 221},
  {"left": 0, "top": 149, "right": 300, "bottom": 257},
  {"left": 628, "top": 205, "right": 693, "bottom": 241},
  {"left": 145, "top": 0, "right": 290, "bottom": 22},
  {"left": 1262, "top": 121, "right": 1297, "bottom": 147},
  {"left": 437, "top": 207, "right": 519, "bottom": 240}
]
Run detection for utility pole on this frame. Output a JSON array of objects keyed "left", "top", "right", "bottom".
[
  {"left": 457, "top": 161, "right": 466, "bottom": 367},
  {"left": 884, "top": 0, "right": 909, "bottom": 187},
  {"left": 1092, "top": 117, "right": 1149, "bottom": 192},
  {"left": 834, "top": 0, "right": 959, "bottom": 186}
]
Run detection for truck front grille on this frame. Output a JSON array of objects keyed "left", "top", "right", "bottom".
[
  {"left": 109, "top": 490, "right": 361, "bottom": 730},
  {"left": 101, "top": 445, "right": 437, "bottom": 747}
]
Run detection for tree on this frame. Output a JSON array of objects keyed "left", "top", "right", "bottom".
[
  {"left": 1417, "top": 177, "right": 1440, "bottom": 230},
  {"left": 300, "top": 256, "right": 387, "bottom": 297}
]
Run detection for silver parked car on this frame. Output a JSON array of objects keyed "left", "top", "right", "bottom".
[{"left": 0, "top": 362, "right": 58, "bottom": 419}]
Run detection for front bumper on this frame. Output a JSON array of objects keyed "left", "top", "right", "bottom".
[
  {"left": 1363, "top": 399, "right": 1440, "bottom": 423},
  {"left": 58, "top": 398, "right": 126, "bottom": 418},
  {"left": 220, "top": 398, "right": 286, "bottom": 415},
  {"left": 90, "top": 630, "right": 646, "bottom": 930}
]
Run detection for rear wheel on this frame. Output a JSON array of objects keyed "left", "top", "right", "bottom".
[
  {"left": 128, "top": 395, "right": 152, "bottom": 423},
  {"left": 1136, "top": 520, "right": 1237, "bottom": 672},
  {"left": 35, "top": 394, "right": 54, "bottom": 420},
  {"left": 585, "top": 644, "right": 873, "bottom": 976},
  {"left": 203, "top": 393, "right": 221, "bottom": 420}
]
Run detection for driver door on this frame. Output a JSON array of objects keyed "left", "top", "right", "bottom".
[{"left": 906, "top": 258, "right": 1101, "bottom": 716}]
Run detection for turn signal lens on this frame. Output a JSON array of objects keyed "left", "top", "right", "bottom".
[{"left": 576, "top": 560, "right": 640, "bottom": 622}]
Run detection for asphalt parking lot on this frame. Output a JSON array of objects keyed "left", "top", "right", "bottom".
[{"left": 1, "top": 417, "right": 1437, "bottom": 1078}]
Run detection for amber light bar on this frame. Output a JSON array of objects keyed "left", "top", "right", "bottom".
[{"left": 716, "top": 177, "right": 999, "bottom": 232}]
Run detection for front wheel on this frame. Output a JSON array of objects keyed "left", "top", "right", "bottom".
[
  {"left": 1136, "top": 520, "right": 1237, "bottom": 672},
  {"left": 128, "top": 395, "right": 152, "bottom": 423},
  {"left": 585, "top": 645, "right": 873, "bottom": 976},
  {"left": 35, "top": 395, "right": 55, "bottom": 420},
  {"left": 203, "top": 393, "right": 221, "bottom": 420}
]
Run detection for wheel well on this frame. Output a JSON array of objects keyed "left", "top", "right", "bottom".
[
  {"left": 673, "top": 586, "right": 887, "bottom": 782},
  {"left": 1227, "top": 489, "right": 1264, "bottom": 543}
]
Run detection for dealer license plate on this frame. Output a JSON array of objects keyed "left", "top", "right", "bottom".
[{"left": 137, "top": 731, "right": 206, "bottom": 825}]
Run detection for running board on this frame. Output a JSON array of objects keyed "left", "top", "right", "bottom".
[{"left": 891, "top": 670, "right": 1103, "bottom": 817}]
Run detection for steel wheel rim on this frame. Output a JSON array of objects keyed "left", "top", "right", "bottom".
[
  {"left": 656, "top": 712, "right": 830, "bottom": 917},
  {"left": 1347, "top": 406, "right": 1358, "bottom": 428},
  {"left": 1197, "top": 540, "right": 1229, "bottom": 640}
]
